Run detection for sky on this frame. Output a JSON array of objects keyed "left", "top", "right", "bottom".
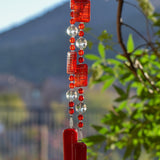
[{"left": 0, "top": 0, "right": 68, "bottom": 33}]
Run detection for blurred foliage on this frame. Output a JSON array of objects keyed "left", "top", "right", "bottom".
[
  {"left": 0, "top": 93, "right": 28, "bottom": 127},
  {"left": 84, "top": 1, "right": 160, "bottom": 160}
]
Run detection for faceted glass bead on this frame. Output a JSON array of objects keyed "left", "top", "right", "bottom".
[
  {"left": 78, "top": 50, "right": 84, "bottom": 56},
  {"left": 70, "top": 11, "right": 74, "bottom": 17},
  {"left": 78, "top": 122, "right": 84, "bottom": 128},
  {"left": 69, "top": 75, "right": 74, "bottom": 81},
  {"left": 66, "top": 25, "right": 78, "bottom": 37},
  {"left": 79, "top": 95, "right": 84, "bottom": 101},
  {"left": 70, "top": 45, "right": 76, "bottom": 50},
  {"left": 66, "top": 89, "right": 78, "bottom": 101},
  {"left": 78, "top": 88, "right": 84, "bottom": 94},
  {"left": 69, "top": 108, "right": 74, "bottom": 114},
  {"left": 78, "top": 114, "right": 84, "bottom": 120},
  {"left": 78, "top": 57, "right": 84, "bottom": 63},
  {"left": 79, "top": 31, "right": 84, "bottom": 37},
  {"left": 69, "top": 101, "right": 74, "bottom": 107},
  {"left": 69, "top": 83, "right": 75, "bottom": 89},
  {"left": 75, "top": 102, "right": 87, "bottom": 113},
  {"left": 76, "top": 37, "right": 87, "bottom": 49},
  {"left": 71, "top": 0, "right": 90, "bottom": 23},
  {"left": 75, "top": 64, "right": 88, "bottom": 87},
  {"left": 70, "top": 19, "right": 75, "bottom": 24},
  {"left": 67, "top": 52, "right": 77, "bottom": 74},
  {"left": 79, "top": 23, "right": 85, "bottom": 29},
  {"left": 70, "top": 37, "right": 75, "bottom": 43}
]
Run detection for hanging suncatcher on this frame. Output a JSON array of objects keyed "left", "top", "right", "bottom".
[{"left": 63, "top": 0, "right": 91, "bottom": 160}]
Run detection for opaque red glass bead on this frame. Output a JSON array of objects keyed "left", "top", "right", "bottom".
[
  {"left": 63, "top": 128, "right": 78, "bottom": 160},
  {"left": 78, "top": 50, "right": 84, "bottom": 56},
  {"left": 78, "top": 88, "right": 84, "bottom": 94},
  {"left": 70, "top": 19, "right": 75, "bottom": 24},
  {"left": 78, "top": 122, "right": 83, "bottom": 128},
  {"left": 78, "top": 57, "right": 84, "bottom": 63},
  {"left": 69, "top": 83, "right": 75, "bottom": 89},
  {"left": 71, "top": 0, "right": 90, "bottom": 23},
  {"left": 79, "top": 23, "right": 85, "bottom": 29},
  {"left": 69, "top": 102, "right": 74, "bottom": 107},
  {"left": 79, "top": 31, "right": 84, "bottom": 37},
  {"left": 79, "top": 95, "right": 84, "bottom": 101},
  {"left": 70, "top": 45, "right": 76, "bottom": 50},
  {"left": 74, "top": 142, "right": 87, "bottom": 160},
  {"left": 75, "top": 64, "right": 88, "bottom": 87},
  {"left": 69, "top": 75, "right": 74, "bottom": 81},
  {"left": 70, "top": 37, "right": 76, "bottom": 43},
  {"left": 67, "top": 52, "right": 77, "bottom": 74},
  {"left": 78, "top": 114, "right": 84, "bottom": 120}
]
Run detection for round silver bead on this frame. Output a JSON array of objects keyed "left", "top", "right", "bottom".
[
  {"left": 75, "top": 102, "right": 87, "bottom": 113},
  {"left": 76, "top": 37, "right": 87, "bottom": 49},
  {"left": 66, "top": 25, "right": 78, "bottom": 37},
  {"left": 66, "top": 89, "right": 77, "bottom": 101}
]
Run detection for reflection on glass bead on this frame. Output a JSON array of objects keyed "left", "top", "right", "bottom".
[
  {"left": 76, "top": 37, "right": 87, "bottom": 49},
  {"left": 75, "top": 102, "right": 87, "bottom": 113},
  {"left": 66, "top": 25, "right": 78, "bottom": 37},
  {"left": 66, "top": 89, "right": 78, "bottom": 101}
]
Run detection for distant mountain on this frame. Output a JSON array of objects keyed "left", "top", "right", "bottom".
[{"left": 0, "top": 0, "right": 159, "bottom": 83}]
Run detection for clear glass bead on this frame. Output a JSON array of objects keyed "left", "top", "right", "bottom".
[
  {"left": 66, "top": 25, "right": 78, "bottom": 37},
  {"left": 76, "top": 37, "right": 87, "bottom": 49},
  {"left": 75, "top": 102, "right": 87, "bottom": 113},
  {"left": 66, "top": 89, "right": 77, "bottom": 101}
]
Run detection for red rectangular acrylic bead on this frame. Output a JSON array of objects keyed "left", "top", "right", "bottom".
[
  {"left": 67, "top": 52, "right": 77, "bottom": 74},
  {"left": 74, "top": 142, "right": 87, "bottom": 160},
  {"left": 63, "top": 128, "right": 78, "bottom": 160},
  {"left": 71, "top": 0, "right": 90, "bottom": 23},
  {"left": 75, "top": 64, "right": 88, "bottom": 87}
]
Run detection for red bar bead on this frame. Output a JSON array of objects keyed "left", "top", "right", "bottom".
[
  {"left": 71, "top": 0, "right": 90, "bottom": 23},
  {"left": 75, "top": 64, "right": 88, "bottom": 87},
  {"left": 70, "top": 19, "right": 75, "bottom": 24},
  {"left": 70, "top": 45, "right": 76, "bottom": 50},
  {"left": 79, "top": 23, "right": 85, "bottom": 29},
  {"left": 70, "top": 37, "right": 76, "bottom": 43},
  {"left": 78, "top": 50, "right": 84, "bottom": 56},
  {"left": 69, "top": 108, "right": 74, "bottom": 114},
  {"left": 67, "top": 52, "right": 77, "bottom": 74},
  {"left": 69, "top": 83, "right": 75, "bottom": 89},
  {"left": 79, "top": 95, "right": 84, "bottom": 101},
  {"left": 74, "top": 142, "right": 87, "bottom": 160},
  {"left": 78, "top": 122, "right": 83, "bottom": 128},
  {"left": 63, "top": 129, "right": 78, "bottom": 160},
  {"left": 78, "top": 114, "right": 84, "bottom": 120},
  {"left": 78, "top": 57, "right": 84, "bottom": 63},
  {"left": 79, "top": 31, "right": 84, "bottom": 37},
  {"left": 78, "top": 88, "right": 84, "bottom": 94},
  {"left": 69, "top": 75, "right": 75, "bottom": 81},
  {"left": 69, "top": 102, "right": 74, "bottom": 107}
]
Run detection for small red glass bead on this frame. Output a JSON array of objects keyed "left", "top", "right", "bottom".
[
  {"left": 79, "top": 95, "right": 84, "bottom": 101},
  {"left": 70, "top": 45, "right": 76, "bottom": 50},
  {"left": 79, "top": 23, "right": 85, "bottom": 29},
  {"left": 78, "top": 114, "right": 84, "bottom": 120},
  {"left": 79, "top": 31, "right": 84, "bottom": 37},
  {"left": 78, "top": 122, "right": 83, "bottom": 128},
  {"left": 78, "top": 88, "right": 84, "bottom": 94},
  {"left": 69, "top": 109, "right": 74, "bottom": 114},
  {"left": 69, "top": 75, "right": 74, "bottom": 81},
  {"left": 70, "top": 37, "right": 75, "bottom": 43},
  {"left": 78, "top": 57, "right": 84, "bottom": 63},
  {"left": 69, "top": 102, "right": 74, "bottom": 107},
  {"left": 70, "top": 19, "right": 75, "bottom": 24},
  {"left": 78, "top": 50, "right": 84, "bottom": 56},
  {"left": 70, "top": 11, "right": 74, "bottom": 17},
  {"left": 69, "top": 83, "right": 75, "bottom": 89}
]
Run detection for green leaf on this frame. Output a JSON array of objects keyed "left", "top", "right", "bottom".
[
  {"left": 113, "top": 85, "right": 126, "bottom": 96},
  {"left": 127, "top": 34, "right": 134, "bottom": 53},
  {"left": 116, "top": 54, "right": 127, "bottom": 61},
  {"left": 92, "top": 125, "right": 108, "bottom": 135},
  {"left": 88, "top": 41, "right": 93, "bottom": 49},
  {"left": 102, "top": 78, "right": 115, "bottom": 91},
  {"left": 98, "top": 42, "right": 106, "bottom": 58},
  {"left": 85, "top": 54, "right": 100, "bottom": 61}
]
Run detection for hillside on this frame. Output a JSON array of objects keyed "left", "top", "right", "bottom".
[{"left": 0, "top": 0, "right": 159, "bottom": 83}]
